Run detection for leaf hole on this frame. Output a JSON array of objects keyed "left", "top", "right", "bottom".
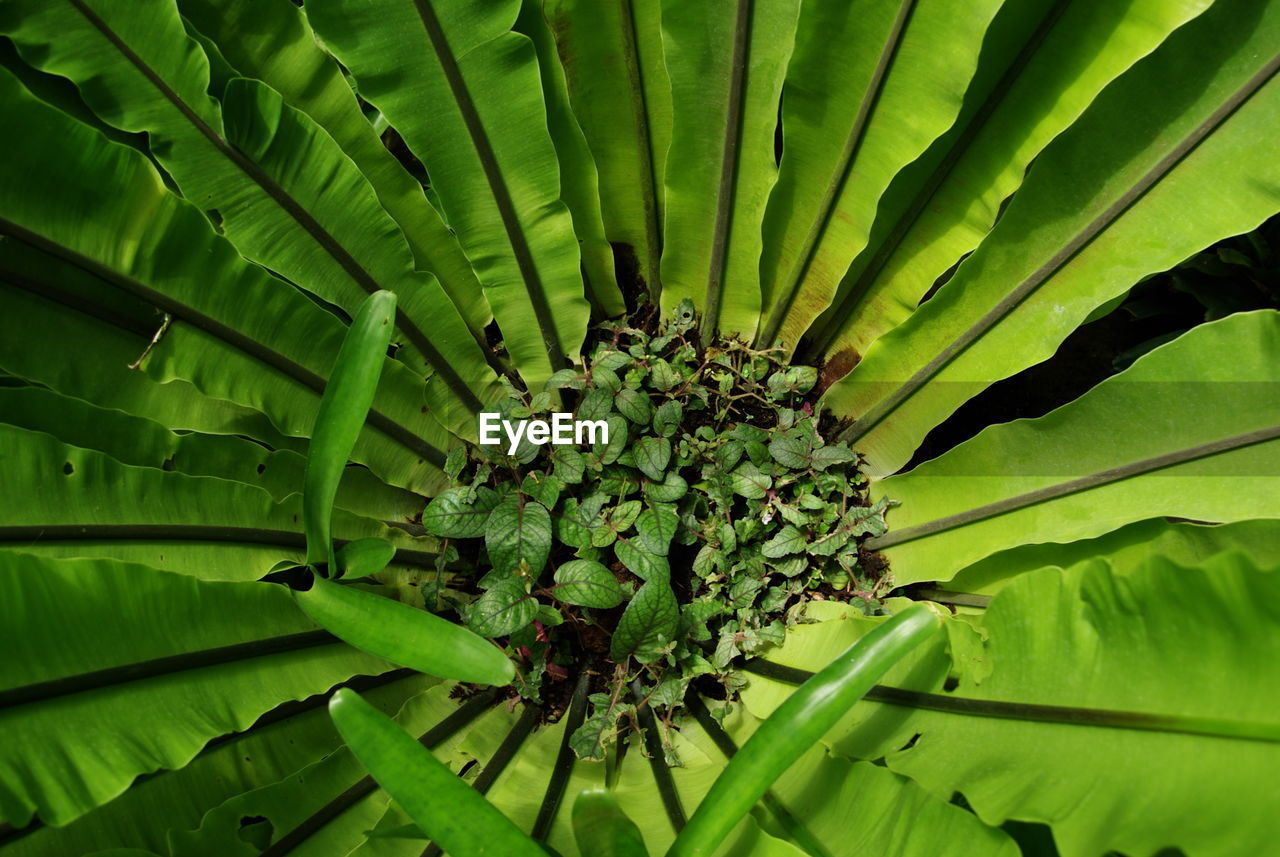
[
  {"left": 484, "top": 319, "right": 504, "bottom": 350},
  {"left": 610, "top": 240, "right": 646, "bottom": 314},
  {"left": 773, "top": 98, "right": 784, "bottom": 166},
  {"left": 62, "top": 461, "right": 74, "bottom": 475},
  {"left": 237, "top": 815, "right": 274, "bottom": 851}
]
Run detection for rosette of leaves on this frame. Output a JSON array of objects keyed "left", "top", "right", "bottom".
[
  {"left": 422, "top": 301, "right": 885, "bottom": 760},
  {"left": 1, "top": 0, "right": 1279, "bottom": 856}
]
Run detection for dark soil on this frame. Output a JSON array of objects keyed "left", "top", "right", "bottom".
[{"left": 611, "top": 241, "right": 654, "bottom": 321}]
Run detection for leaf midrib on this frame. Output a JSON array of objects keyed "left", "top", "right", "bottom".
[
  {"left": 616, "top": 0, "right": 664, "bottom": 298},
  {"left": 258, "top": 689, "right": 501, "bottom": 857},
  {"left": 409, "top": 0, "right": 568, "bottom": 371},
  {"left": 0, "top": 630, "right": 338, "bottom": 710},
  {"left": 865, "top": 423, "right": 1280, "bottom": 550},
  {"left": 802, "top": 0, "right": 1074, "bottom": 361},
  {"left": 757, "top": 0, "right": 919, "bottom": 347},
  {"left": 700, "top": 0, "right": 753, "bottom": 338},
  {"left": 531, "top": 671, "right": 590, "bottom": 841},
  {"left": 66, "top": 0, "right": 484, "bottom": 414},
  {"left": 0, "top": 218, "right": 446, "bottom": 469},
  {"left": 840, "top": 51, "right": 1280, "bottom": 444},
  {"left": 0, "top": 525, "right": 437, "bottom": 567},
  {"left": 741, "top": 659, "right": 1280, "bottom": 743}
]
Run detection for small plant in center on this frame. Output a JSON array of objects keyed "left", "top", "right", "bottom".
[{"left": 421, "top": 301, "right": 892, "bottom": 761}]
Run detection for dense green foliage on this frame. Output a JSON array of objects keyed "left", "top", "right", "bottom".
[
  {"left": 422, "top": 301, "right": 888, "bottom": 760},
  {"left": 0, "top": 0, "right": 1278, "bottom": 856}
]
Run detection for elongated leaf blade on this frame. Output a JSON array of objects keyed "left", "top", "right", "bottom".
[
  {"left": 828, "top": 0, "right": 1280, "bottom": 475},
  {"left": 948, "top": 518, "right": 1280, "bottom": 598},
  {"left": 0, "top": 255, "right": 300, "bottom": 453},
  {"left": 178, "top": 0, "right": 497, "bottom": 339},
  {"left": 879, "top": 555, "right": 1280, "bottom": 857},
  {"left": 216, "top": 77, "right": 501, "bottom": 429},
  {"left": 305, "top": 290, "right": 397, "bottom": 570},
  {"left": 771, "top": 744, "right": 1017, "bottom": 857},
  {"left": 514, "top": 0, "right": 625, "bottom": 317},
  {"left": 0, "top": 553, "right": 394, "bottom": 828},
  {"left": 572, "top": 790, "right": 648, "bottom": 857},
  {"left": 543, "top": 0, "right": 671, "bottom": 299},
  {"left": 0, "top": 68, "right": 454, "bottom": 494},
  {"left": 328, "top": 688, "right": 546, "bottom": 857},
  {"left": 807, "top": 0, "right": 1213, "bottom": 366},
  {"left": 0, "top": 422, "right": 425, "bottom": 581},
  {"left": 296, "top": 578, "right": 515, "bottom": 686},
  {"left": 869, "top": 311, "right": 1280, "bottom": 584},
  {"left": 307, "top": 0, "right": 592, "bottom": 391},
  {"left": 658, "top": 0, "right": 799, "bottom": 339},
  {"left": 755, "top": 0, "right": 1004, "bottom": 349},
  {"left": 1, "top": 0, "right": 498, "bottom": 421},
  {"left": 0, "top": 385, "right": 421, "bottom": 524},
  {"left": 667, "top": 604, "right": 941, "bottom": 857}
]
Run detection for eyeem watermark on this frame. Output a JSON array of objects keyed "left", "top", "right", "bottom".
[{"left": 479, "top": 413, "right": 608, "bottom": 455}]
